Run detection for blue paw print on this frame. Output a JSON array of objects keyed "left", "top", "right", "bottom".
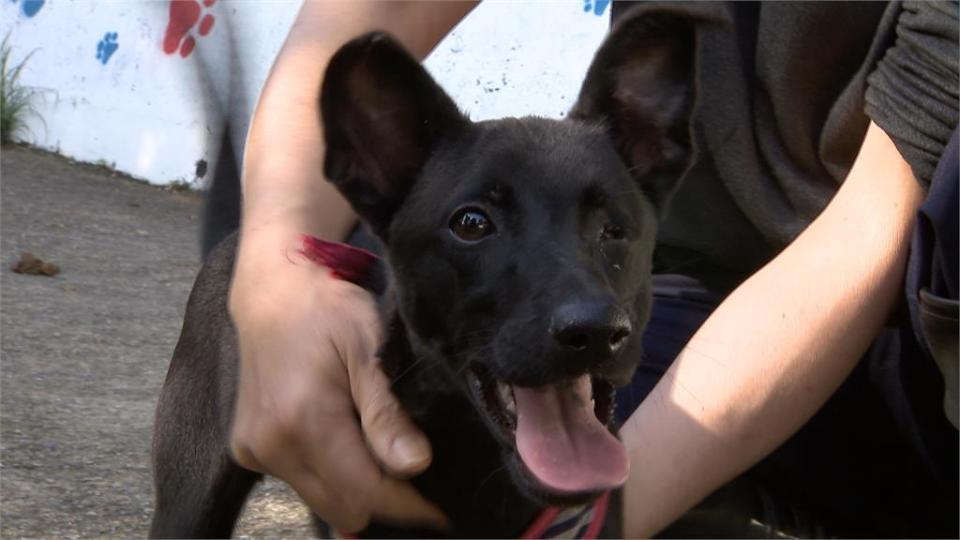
[
  {"left": 96, "top": 32, "right": 119, "bottom": 65},
  {"left": 9, "top": 0, "right": 44, "bottom": 17},
  {"left": 583, "top": 0, "right": 610, "bottom": 16}
]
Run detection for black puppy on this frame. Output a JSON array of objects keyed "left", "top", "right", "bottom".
[{"left": 150, "top": 9, "right": 701, "bottom": 539}]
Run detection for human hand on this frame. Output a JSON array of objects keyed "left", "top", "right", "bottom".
[{"left": 227, "top": 229, "right": 446, "bottom": 533}]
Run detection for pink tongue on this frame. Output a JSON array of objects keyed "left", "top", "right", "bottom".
[{"left": 514, "top": 375, "right": 628, "bottom": 493}]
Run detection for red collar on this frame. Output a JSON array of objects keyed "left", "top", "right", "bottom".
[
  {"left": 520, "top": 491, "right": 610, "bottom": 539},
  {"left": 299, "top": 234, "right": 380, "bottom": 284}
]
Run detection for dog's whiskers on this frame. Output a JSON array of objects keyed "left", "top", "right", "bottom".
[
  {"left": 472, "top": 462, "right": 511, "bottom": 506},
  {"left": 449, "top": 343, "right": 495, "bottom": 378},
  {"left": 386, "top": 354, "right": 430, "bottom": 386}
]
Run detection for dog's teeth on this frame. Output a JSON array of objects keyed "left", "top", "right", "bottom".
[
  {"left": 496, "top": 381, "right": 510, "bottom": 404},
  {"left": 497, "top": 381, "right": 516, "bottom": 414}
]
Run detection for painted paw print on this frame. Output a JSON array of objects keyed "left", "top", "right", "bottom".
[
  {"left": 10, "top": 0, "right": 44, "bottom": 17},
  {"left": 583, "top": 0, "right": 610, "bottom": 16},
  {"left": 96, "top": 32, "right": 119, "bottom": 65},
  {"left": 162, "top": 0, "right": 216, "bottom": 58}
]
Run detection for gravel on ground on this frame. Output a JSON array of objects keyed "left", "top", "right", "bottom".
[{"left": 1, "top": 145, "right": 313, "bottom": 538}]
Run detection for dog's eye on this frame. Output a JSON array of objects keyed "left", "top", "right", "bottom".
[
  {"left": 450, "top": 208, "right": 495, "bottom": 242},
  {"left": 600, "top": 223, "right": 626, "bottom": 241}
]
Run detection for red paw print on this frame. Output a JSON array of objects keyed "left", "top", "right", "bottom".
[{"left": 163, "top": 0, "right": 216, "bottom": 58}]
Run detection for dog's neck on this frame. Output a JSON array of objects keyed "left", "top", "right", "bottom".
[{"left": 367, "top": 307, "right": 545, "bottom": 538}]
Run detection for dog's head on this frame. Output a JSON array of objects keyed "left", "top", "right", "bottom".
[{"left": 321, "top": 12, "right": 698, "bottom": 504}]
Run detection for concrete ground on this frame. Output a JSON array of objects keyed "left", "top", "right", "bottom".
[{"left": 1, "top": 145, "right": 313, "bottom": 538}]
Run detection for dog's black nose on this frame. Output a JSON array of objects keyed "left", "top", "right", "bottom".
[{"left": 550, "top": 301, "right": 632, "bottom": 362}]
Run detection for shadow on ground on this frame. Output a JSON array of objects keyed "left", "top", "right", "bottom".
[{"left": 1, "top": 146, "right": 313, "bottom": 538}]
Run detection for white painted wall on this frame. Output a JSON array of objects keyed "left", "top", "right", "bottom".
[{"left": 2, "top": 0, "right": 609, "bottom": 186}]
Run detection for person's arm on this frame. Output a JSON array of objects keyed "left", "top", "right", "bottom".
[
  {"left": 622, "top": 122, "right": 924, "bottom": 537},
  {"left": 239, "top": 1, "right": 478, "bottom": 244},
  {"left": 228, "top": 2, "right": 476, "bottom": 533}
]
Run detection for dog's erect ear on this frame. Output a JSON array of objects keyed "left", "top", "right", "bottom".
[
  {"left": 321, "top": 32, "right": 468, "bottom": 236},
  {"left": 571, "top": 8, "right": 713, "bottom": 210}
]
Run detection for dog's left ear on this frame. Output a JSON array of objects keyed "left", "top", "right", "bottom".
[
  {"left": 321, "top": 32, "right": 468, "bottom": 237},
  {"left": 571, "top": 8, "right": 714, "bottom": 211}
]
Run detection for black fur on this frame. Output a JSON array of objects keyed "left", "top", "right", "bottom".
[{"left": 151, "top": 10, "right": 701, "bottom": 538}]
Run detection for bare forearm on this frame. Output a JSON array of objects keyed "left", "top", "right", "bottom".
[
  {"left": 240, "top": 1, "right": 477, "bottom": 242},
  {"left": 622, "top": 123, "right": 924, "bottom": 537},
  {"left": 225, "top": 4, "right": 476, "bottom": 529}
]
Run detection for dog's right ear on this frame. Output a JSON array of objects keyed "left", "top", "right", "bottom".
[
  {"left": 571, "top": 8, "right": 716, "bottom": 211},
  {"left": 321, "top": 32, "right": 468, "bottom": 237}
]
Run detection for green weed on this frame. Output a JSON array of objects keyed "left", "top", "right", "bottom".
[{"left": 1, "top": 32, "right": 39, "bottom": 144}]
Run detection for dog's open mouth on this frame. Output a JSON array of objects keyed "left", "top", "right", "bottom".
[{"left": 466, "top": 364, "right": 628, "bottom": 496}]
